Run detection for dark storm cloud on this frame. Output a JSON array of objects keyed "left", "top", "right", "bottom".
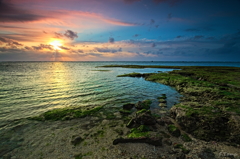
[
  {"left": 109, "top": 37, "right": 114, "bottom": 43},
  {"left": 153, "top": 0, "right": 183, "bottom": 6},
  {"left": 207, "top": 42, "right": 240, "bottom": 56},
  {"left": 209, "top": 31, "right": 240, "bottom": 55},
  {"left": 32, "top": 44, "right": 53, "bottom": 51},
  {"left": 123, "top": 0, "right": 141, "bottom": 4},
  {"left": 0, "top": 0, "right": 46, "bottom": 22},
  {"left": 64, "top": 30, "right": 78, "bottom": 40},
  {"left": 220, "top": 31, "right": 240, "bottom": 42}
]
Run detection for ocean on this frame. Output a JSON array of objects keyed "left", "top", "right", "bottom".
[{"left": 0, "top": 61, "right": 240, "bottom": 126}]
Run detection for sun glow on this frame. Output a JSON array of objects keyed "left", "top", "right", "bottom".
[{"left": 49, "top": 40, "right": 62, "bottom": 50}]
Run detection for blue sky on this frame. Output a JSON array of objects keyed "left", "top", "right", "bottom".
[{"left": 0, "top": 0, "right": 240, "bottom": 61}]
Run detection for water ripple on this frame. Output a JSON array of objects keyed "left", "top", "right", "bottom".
[{"left": 0, "top": 62, "right": 182, "bottom": 123}]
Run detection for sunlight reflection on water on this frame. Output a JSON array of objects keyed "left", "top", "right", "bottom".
[{"left": 0, "top": 62, "right": 184, "bottom": 123}]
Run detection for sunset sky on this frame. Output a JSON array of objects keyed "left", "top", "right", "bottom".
[{"left": 0, "top": 0, "right": 240, "bottom": 61}]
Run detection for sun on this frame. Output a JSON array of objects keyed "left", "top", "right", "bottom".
[{"left": 49, "top": 40, "right": 62, "bottom": 50}]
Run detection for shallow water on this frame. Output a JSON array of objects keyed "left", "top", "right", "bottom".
[
  {"left": 1, "top": 61, "right": 240, "bottom": 125},
  {"left": 0, "top": 62, "right": 182, "bottom": 125}
]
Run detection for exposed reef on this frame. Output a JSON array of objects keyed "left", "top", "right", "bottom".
[
  {"left": 1, "top": 65, "right": 240, "bottom": 158},
  {"left": 107, "top": 65, "right": 240, "bottom": 144}
]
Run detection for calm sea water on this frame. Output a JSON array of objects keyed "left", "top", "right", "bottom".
[{"left": 0, "top": 61, "right": 240, "bottom": 125}]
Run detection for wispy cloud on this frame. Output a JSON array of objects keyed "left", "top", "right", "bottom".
[
  {"left": 0, "top": 0, "right": 47, "bottom": 22},
  {"left": 103, "top": 19, "right": 141, "bottom": 26},
  {"left": 32, "top": 44, "right": 53, "bottom": 51}
]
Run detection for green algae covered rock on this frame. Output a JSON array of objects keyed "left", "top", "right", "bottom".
[
  {"left": 168, "top": 124, "right": 181, "bottom": 137},
  {"left": 30, "top": 106, "right": 103, "bottom": 121},
  {"left": 135, "top": 100, "right": 152, "bottom": 110}
]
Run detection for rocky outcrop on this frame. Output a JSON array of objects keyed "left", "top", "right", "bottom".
[
  {"left": 135, "top": 100, "right": 151, "bottom": 110},
  {"left": 227, "top": 115, "right": 240, "bottom": 144},
  {"left": 170, "top": 106, "right": 240, "bottom": 144}
]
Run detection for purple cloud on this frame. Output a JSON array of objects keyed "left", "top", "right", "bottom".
[{"left": 64, "top": 30, "right": 78, "bottom": 40}]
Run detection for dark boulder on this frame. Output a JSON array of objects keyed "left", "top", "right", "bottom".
[{"left": 123, "top": 103, "right": 135, "bottom": 110}]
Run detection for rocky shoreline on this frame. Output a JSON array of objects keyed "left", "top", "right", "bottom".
[{"left": 1, "top": 65, "right": 240, "bottom": 159}]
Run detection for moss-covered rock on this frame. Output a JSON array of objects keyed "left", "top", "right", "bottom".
[
  {"left": 136, "top": 109, "right": 149, "bottom": 115},
  {"left": 30, "top": 106, "right": 103, "bottom": 121},
  {"left": 170, "top": 105, "right": 231, "bottom": 142},
  {"left": 168, "top": 124, "right": 181, "bottom": 137},
  {"left": 103, "top": 64, "right": 240, "bottom": 144},
  {"left": 126, "top": 118, "right": 135, "bottom": 128},
  {"left": 119, "top": 109, "right": 132, "bottom": 115},
  {"left": 173, "top": 143, "right": 190, "bottom": 154},
  {"left": 135, "top": 100, "right": 152, "bottom": 110},
  {"left": 181, "top": 133, "right": 192, "bottom": 142},
  {"left": 128, "top": 128, "right": 149, "bottom": 138},
  {"left": 137, "top": 125, "right": 150, "bottom": 132}
]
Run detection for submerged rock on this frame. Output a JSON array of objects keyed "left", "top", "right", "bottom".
[
  {"left": 119, "top": 109, "right": 132, "bottom": 115},
  {"left": 123, "top": 103, "right": 135, "bottom": 110},
  {"left": 135, "top": 100, "right": 152, "bottom": 110},
  {"left": 159, "top": 103, "right": 167, "bottom": 107}
]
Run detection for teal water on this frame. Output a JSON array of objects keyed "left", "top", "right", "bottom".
[{"left": 0, "top": 61, "right": 239, "bottom": 125}]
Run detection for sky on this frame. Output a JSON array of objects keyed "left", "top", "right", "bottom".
[{"left": 0, "top": 0, "right": 240, "bottom": 61}]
